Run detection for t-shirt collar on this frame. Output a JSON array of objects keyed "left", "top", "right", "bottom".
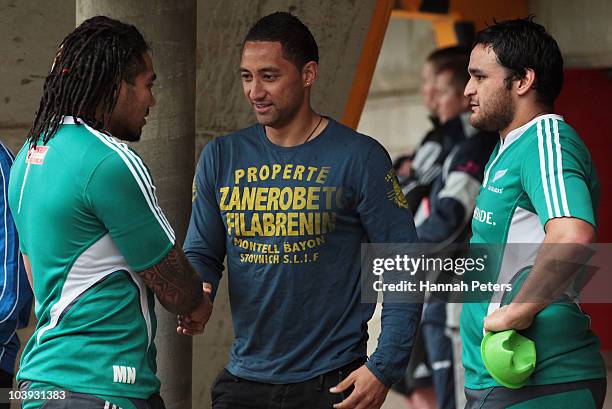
[
  {"left": 500, "top": 113, "right": 564, "bottom": 150},
  {"left": 60, "top": 115, "right": 79, "bottom": 125}
]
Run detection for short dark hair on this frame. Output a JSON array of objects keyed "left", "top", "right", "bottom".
[
  {"left": 427, "top": 46, "right": 470, "bottom": 73},
  {"left": 473, "top": 16, "right": 563, "bottom": 105},
  {"left": 436, "top": 60, "right": 470, "bottom": 94},
  {"left": 244, "top": 12, "right": 319, "bottom": 69},
  {"left": 27, "top": 15, "right": 149, "bottom": 147}
]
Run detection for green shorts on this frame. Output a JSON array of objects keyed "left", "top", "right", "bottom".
[{"left": 465, "top": 378, "right": 606, "bottom": 409}]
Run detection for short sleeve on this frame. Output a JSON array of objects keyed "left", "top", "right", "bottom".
[
  {"left": 85, "top": 152, "right": 175, "bottom": 271},
  {"left": 521, "top": 118, "right": 597, "bottom": 228}
]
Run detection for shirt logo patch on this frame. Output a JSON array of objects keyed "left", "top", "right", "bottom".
[
  {"left": 386, "top": 169, "right": 409, "bottom": 209},
  {"left": 491, "top": 169, "right": 507, "bottom": 183},
  {"left": 26, "top": 146, "right": 49, "bottom": 165},
  {"left": 487, "top": 185, "right": 503, "bottom": 194}
]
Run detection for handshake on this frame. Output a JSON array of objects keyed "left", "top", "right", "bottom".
[{"left": 176, "top": 283, "right": 214, "bottom": 336}]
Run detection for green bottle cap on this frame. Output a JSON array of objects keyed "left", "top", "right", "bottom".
[{"left": 481, "top": 329, "right": 536, "bottom": 389}]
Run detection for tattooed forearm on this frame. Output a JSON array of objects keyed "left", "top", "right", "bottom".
[{"left": 138, "top": 243, "right": 203, "bottom": 315}]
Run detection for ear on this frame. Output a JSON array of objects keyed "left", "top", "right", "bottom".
[
  {"left": 116, "top": 79, "right": 128, "bottom": 99},
  {"left": 516, "top": 68, "right": 536, "bottom": 96},
  {"left": 302, "top": 61, "right": 318, "bottom": 88}
]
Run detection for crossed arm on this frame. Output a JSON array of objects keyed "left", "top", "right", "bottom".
[{"left": 484, "top": 217, "right": 596, "bottom": 331}]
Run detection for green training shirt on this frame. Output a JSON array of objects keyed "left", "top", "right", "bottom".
[
  {"left": 8, "top": 117, "right": 174, "bottom": 398},
  {"left": 461, "top": 114, "right": 605, "bottom": 389}
]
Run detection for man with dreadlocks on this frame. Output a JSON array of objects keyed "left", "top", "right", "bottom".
[{"left": 7, "top": 16, "right": 212, "bottom": 409}]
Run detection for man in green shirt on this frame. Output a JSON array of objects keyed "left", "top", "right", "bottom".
[
  {"left": 8, "top": 16, "right": 211, "bottom": 409},
  {"left": 461, "top": 17, "right": 606, "bottom": 408}
]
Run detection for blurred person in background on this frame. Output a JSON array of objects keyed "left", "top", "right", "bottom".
[
  {"left": 397, "top": 53, "right": 496, "bottom": 409},
  {"left": 400, "top": 47, "right": 471, "bottom": 215},
  {"left": 394, "top": 46, "right": 470, "bottom": 409}
]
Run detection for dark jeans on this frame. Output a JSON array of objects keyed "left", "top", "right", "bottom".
[
  {"left": 211, "top": 358, "right": 366, "bottom": 409},
  {"left": 1, "top": 369, "right": 12, "bottom": 409}
]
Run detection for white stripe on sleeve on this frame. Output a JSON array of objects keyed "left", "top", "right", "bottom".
[
  {"left": 537, "top": 120, "right": 553, "bottom": 219},
  {"left": 553, "top": 119, "right": 571, "bottom": 216},
  {"left": 544, "top": 119, "right": 561, "bottom": 217}
]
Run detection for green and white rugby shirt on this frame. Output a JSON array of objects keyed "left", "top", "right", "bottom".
[
  {"left": 461, "top": 114, "right": 605, "bottom": 389},
  {"left": 8, "top": 117, "right": 174, "bottom": 398}
]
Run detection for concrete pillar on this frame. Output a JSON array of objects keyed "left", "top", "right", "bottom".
[{"left": 76, "top": 2, "right": 196, "bottom": 408}]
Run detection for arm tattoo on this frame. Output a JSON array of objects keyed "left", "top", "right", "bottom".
[{"left": 138, "top": 243, "right": 203, "bottom": 315}]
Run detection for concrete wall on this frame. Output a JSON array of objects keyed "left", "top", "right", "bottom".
[
  {"left": 0, "top": 0, "right": 75, "bottom": 154},
  {"left": 530, "top": 0, "right": 612, "bottom": 68},
  {"left": 357, "top": 17, "right": 437, "bottom": 160}
]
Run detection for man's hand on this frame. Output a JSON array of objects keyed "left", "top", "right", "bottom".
[
  {"left": 330, "top": 365, "right": 389, "bottom": 409},
  {"left": 483, "top": 303, "right": 542, "bottom": 332},
  {"left": 177, "top": 283, "right": 213, "bottom": 336}
]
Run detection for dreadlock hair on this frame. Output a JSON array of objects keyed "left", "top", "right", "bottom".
[{"left": 27, "top": 15, "right": 149, "bottom": 148}]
